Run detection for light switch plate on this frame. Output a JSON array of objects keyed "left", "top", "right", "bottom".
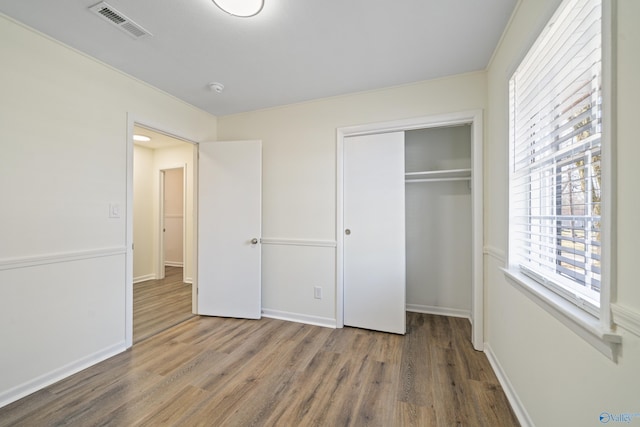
[{"left": 109, "top": 203, "right": 120, "bottom": 218}]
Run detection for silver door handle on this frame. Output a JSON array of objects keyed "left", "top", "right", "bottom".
[{"left": 251, "top": 238, "right": 259, "bottom": 245}]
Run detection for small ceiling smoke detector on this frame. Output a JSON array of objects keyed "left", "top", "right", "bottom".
[{"left": 209, "top": 82, "right": 225, "bottom": 93}]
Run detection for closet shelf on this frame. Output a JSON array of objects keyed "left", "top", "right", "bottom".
[{"left": 405, "top": 168, "right": 471, "bottom": 183}]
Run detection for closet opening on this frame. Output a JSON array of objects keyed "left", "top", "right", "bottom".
[
  {"left": 336, "top": 111, "right": 483, "bottom": 350},
  {"left": 405, "top": 126, "right": 472, "bottom": 320}
]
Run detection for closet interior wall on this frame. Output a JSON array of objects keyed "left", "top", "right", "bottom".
[{"left": 405, "top": 125, "right": 472, "bottom": 318}]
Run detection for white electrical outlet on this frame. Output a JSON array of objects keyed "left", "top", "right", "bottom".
[{"left": 314, "top": 286, "right": 322, "bottom": 299}]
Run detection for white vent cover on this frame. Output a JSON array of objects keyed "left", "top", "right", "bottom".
[{"left": 89, "top": 2, "right": 152, "bottom": 39}]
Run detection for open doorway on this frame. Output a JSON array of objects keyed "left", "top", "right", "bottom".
[
  {"left": 132, "top": 125, "right": 196, "bottom": 343},
  {"left": 161, "top": 167, "right": 185, "bottom": 274}
]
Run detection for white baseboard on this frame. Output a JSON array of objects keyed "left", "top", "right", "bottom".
[
  {"left": 484, "top": 343, "right": 534, "bottom": 427},
  {"left": 134, "top": 273, "right": 192, "bottom": 284},
  {"left": 133, "top": 273, "right": 156, "bottom": 284},
  {"left": 406, "top": 304, "right": 471, "bottom": 320},
  {"left": 262, "top": 308, "right": 336, "bottom": 329},
  {"left": 165, "top": 261, "right": 184, "bottom": 267},
  {"left": 0, "top": 342, "right": 126, "bottom": 409}
]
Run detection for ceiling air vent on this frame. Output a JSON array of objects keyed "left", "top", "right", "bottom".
[{"left": 89, "top": 2, "right": 152, "bottom": 39}]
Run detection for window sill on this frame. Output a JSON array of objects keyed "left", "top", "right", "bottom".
[{"left": 502, "top": 268, "right": 621, "bottom": 361}]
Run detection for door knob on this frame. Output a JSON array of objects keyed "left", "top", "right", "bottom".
[
  {"left": 345, "top": 229, "right": 351, "bottom": 235},
  {"left": 251, "top": 238, "right": 259, "bottom": 245}
]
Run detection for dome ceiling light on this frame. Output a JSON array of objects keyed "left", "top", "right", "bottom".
[{"left": 212, "top": 0, "right": 264, "bottom": 17}]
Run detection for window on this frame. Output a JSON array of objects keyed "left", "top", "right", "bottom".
[{"left": 509, "top": 0, "right": 605, "bottom": 317}]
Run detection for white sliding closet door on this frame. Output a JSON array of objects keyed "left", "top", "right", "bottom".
[{"left": 343, "top": 132, "right": 406, "bottom": 334}]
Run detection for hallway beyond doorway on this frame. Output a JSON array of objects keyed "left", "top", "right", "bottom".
[{"left": 133, "top": 266, "right": 193, "bottom": 343}]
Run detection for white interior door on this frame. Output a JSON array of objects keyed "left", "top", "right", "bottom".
[
  {"left": 343, "top": 132, "right": 406, "bottom": 334},
  {"left": 198, "top": 140, "right": 262, "bottom": 319}
]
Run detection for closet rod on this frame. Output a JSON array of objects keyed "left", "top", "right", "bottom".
[
  {"left": 405, "top": 177, "right": 471, "bottom": 183},
  {"left": 404, "top": 168, "right": 471, "bottom": 177}
]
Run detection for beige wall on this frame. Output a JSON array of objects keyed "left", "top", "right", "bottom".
[
  {"left": 163, "top": 167, "right": 184, "bottom": 266},
  {"left": 218, "top": 72, "right": 486, "bottom": 325},
  {"left": 0, "top": 14, "right": 216, "bottom": 405},
  {"left": 133, "top": 145, "right": 155, "bottom": 280},
  {"left": 616, "top": 0, "right": 640, "bottom": 309},
  {"left": 3, "top": 1, "right": 638, "bottom": 422},
  {"left": 485, "top": 1, "right": 640, "bottom": 425}
]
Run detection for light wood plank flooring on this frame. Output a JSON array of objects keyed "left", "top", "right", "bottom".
[
  {"left": 134, "top": 266, "right": 194, "bottom": 343},
  {"left": 0, "top": 313, "right": 519, "bottom": 426}
]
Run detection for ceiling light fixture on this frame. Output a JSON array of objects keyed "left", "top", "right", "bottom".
[
  {"left": 212, "top": 0, "right": 264, "bottom": 17},
  {"left": 133, "top": 134, "right": 151, "bottom": 142}
]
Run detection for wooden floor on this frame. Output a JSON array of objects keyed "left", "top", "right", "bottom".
[
  {"left": 0, "top": 312, "right": 518, "bottom": 426},
  {"left": 134, "top": 266, "right": 194, "bottom": 343}
]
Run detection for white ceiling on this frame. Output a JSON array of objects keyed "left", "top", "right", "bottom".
[{"left": 0, "top": 0, "right": 517, "bottom": 116}]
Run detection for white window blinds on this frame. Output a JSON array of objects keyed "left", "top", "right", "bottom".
[{"left": 509, "top": 0, "right": 602, "bottom": 314}]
